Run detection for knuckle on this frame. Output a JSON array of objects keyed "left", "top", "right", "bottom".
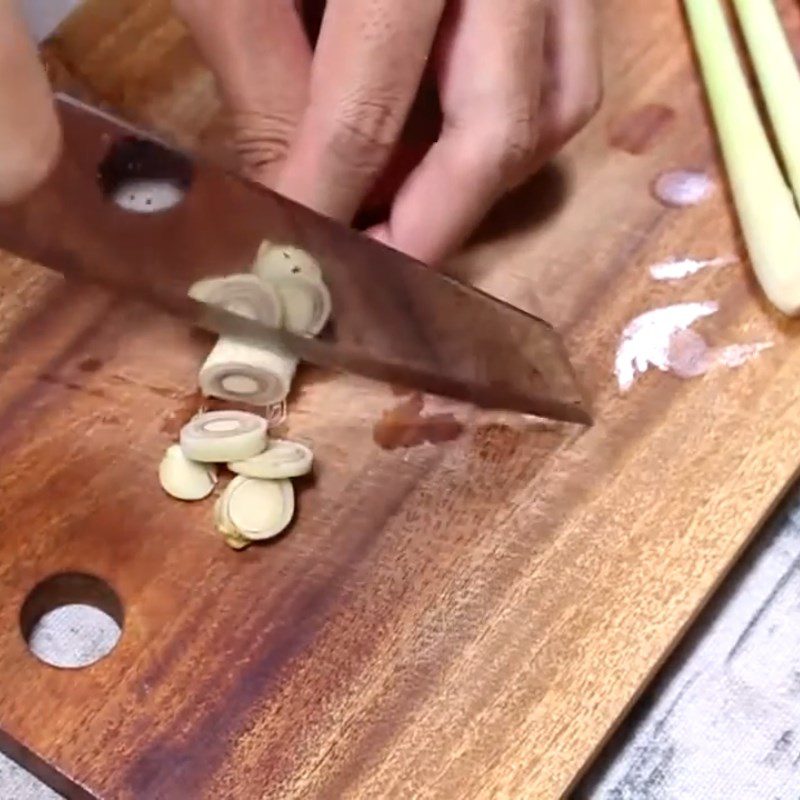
[
  {"left": 477, "top": 118, "right": 540, "bottom": 180},
  {"left": 232, "top": 111, "right": 295, "bottom": 177},
  {"left": 326, "top": 96, "right": 404, "bottom": 173}
]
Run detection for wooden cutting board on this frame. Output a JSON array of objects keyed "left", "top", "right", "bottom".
[{"left": 2, "top": 1, "right": 800, "bottom": 798}]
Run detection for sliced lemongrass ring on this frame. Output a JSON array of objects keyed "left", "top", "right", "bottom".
[
  {"left": 274, "top": 276, "right": 331, "bottom": 337},
  {"left": 221, "top": 476, "right": 295, "bottom": 541},
  {"left": 188, "top": 273, "right": 283, "bottom": 326},
  {"left": 180, "top": 410, "right": 267, "bottom": 462},
  {"left": 253, "top": 242, "right": 323, "bottom": 283},
  {"left": 158, "top": 445, "right": 217, "bottom": 500},
  {"left": 228, "top": 438, "right": 313, "bottom": 479},
  {"left": 214, "top": 495, "right": 251, "bottom": 550},
  {"left": 199, "top": 336, "right": 298, "bottom": 406}
]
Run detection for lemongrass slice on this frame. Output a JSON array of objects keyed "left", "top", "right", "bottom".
[
  {"left": 684, "top": 0, "right": 800, "bottom": 315},
  {"left": 253, "top": 242, "right": 323, "bottom": 284},
  {"left": 274, "top": 276, "right": 332, "bottom": 336},
  {"left": 214, "top": 495, "right": 251, "bottom": 550},
  {"left": 228, "top": 438, "right": 313, "bottom": 479},
  {"left": 158, "top": 445, "right": 217, "bottom": 500},
  {"left": 220, "top": 475, "right": 295, "bottom": 541},
  {"left": 180, "top": 410, "right": 267, "bottom": 462},
  {"left": 199, "top": 336, "right": 298, "bottom": 406},
  {"left": 188, "top": 273, "right": 283, "bottom": 326}
]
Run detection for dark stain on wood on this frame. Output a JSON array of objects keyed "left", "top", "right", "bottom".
[
  {"left": 608, "top": 104, "right": 676, "bottom": 155},
  {"left": 373, "top": 394, "right": 464, "bottom": 450},
  {"left": 38, "top": 373, "right": 108, "bottom": 401},
  {"left": 77, "top": 357, "right": 103, "bottom": 373},
  {"left": 0, "top": 293, "right": 118, "bottom": 445}
]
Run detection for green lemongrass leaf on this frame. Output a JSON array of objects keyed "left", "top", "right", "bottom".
[
  {"left": 684, "top": 0, "right": 800, "bottom": 315},
  {"left": 731, "top": 0, "right": 800, "bottom": 206}
]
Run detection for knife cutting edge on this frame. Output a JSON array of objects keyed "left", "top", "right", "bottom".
[{"left": 0, "top": 94, "right": 592, "bottom": 425}]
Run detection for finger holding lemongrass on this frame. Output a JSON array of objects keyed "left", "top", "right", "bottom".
[
  {"left": 683, "top": 0, "right": 800, "bottom": 315},
  {"left": 180, "top": 410, "right": 268, "bottom": 462},
  {"left": 228, "top": 438, "right": 313, "bottom": 480}
]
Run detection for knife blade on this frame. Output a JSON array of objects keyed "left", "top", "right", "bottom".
[{"left": 0, "top": 94, "right": 591, "bottom": 424}]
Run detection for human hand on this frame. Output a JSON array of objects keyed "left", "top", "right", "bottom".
[
  {"left": 0, "top": 0, "right": 61, "bottom": 203},
  {"left": 175, "top": 0, "right": 601, "bottom": 265}
]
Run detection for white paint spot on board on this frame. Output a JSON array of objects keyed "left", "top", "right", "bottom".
[
  {"left": 650, "top": 255, "right": 738, "bottom": 281},
  {"left": 615, "top": 302, "right": 773, "bottom": 391},
  {"left": 652, "top": 169, "right": 715, "bottom": 207},
  {"left": 615, "top": 302, "right": 719, "bottom": 391}
]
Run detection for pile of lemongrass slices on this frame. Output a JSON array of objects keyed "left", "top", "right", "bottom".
[
  {"left": 160, "top": 411, "right": 313, "bottom": 548},
  {"left": 683, "top": 0, "right": 800, "bottom": 315},
  {"left": 158, "top": 242, "right": 329, "bottom": 549}
]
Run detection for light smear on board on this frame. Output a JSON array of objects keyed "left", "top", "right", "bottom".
[
  {"left": 615, "top": 301, "right": 772, "bottom": 392},
  {"left": 651, "top": 169, "right": 715, "bottom": 208},
  {"left": 649, "top": 255, "right": 738, "bottom": 281},
  {"left": 715, "top": 341, "right": 774, "bottom": 367}
]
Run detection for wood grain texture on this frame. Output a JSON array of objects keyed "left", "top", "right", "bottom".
[{"left": 1, "top": 1, "right": 800, "bottom": 798}]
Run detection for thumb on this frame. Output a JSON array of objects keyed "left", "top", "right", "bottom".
[{"left": 0, "top": 0, "right": 60, "bottom": 203}]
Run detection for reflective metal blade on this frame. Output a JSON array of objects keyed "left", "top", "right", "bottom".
[{"left": 0, "top": 95, "right": 591, "bottom": 424}]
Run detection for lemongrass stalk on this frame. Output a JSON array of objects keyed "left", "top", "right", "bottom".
[
  {"left": 684, "top": 0, "right": 800, "bottom": 315},
  {"left": 731, "top": 0, "right": 800, "bottom": 206}
]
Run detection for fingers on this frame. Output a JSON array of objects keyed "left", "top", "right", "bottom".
[
  {"left": 537, "top": 0, "right": 601, "bottom": 157},
  {"left": 174, "top": 0, "right": 312, "bottom": 185},
  {"left": 369, "top": 0, "right": 548, "bottom": 264},
  {"left": 0, "top": 0, "right": 60, "bottom": 203},
  {"left": 277, "top": 0, "right": 447, "bottom": 221}
]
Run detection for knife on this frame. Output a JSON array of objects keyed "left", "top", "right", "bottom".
[{"left": 0, "top": 94, "right": 591, "bottom": 424}]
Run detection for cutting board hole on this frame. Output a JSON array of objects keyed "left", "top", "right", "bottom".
[
  {"left": 20, "top": 573, "right": 124, "bottom": 670},
  {"left": 98, "top": 136, "right": 192, "bottom": 214}
]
